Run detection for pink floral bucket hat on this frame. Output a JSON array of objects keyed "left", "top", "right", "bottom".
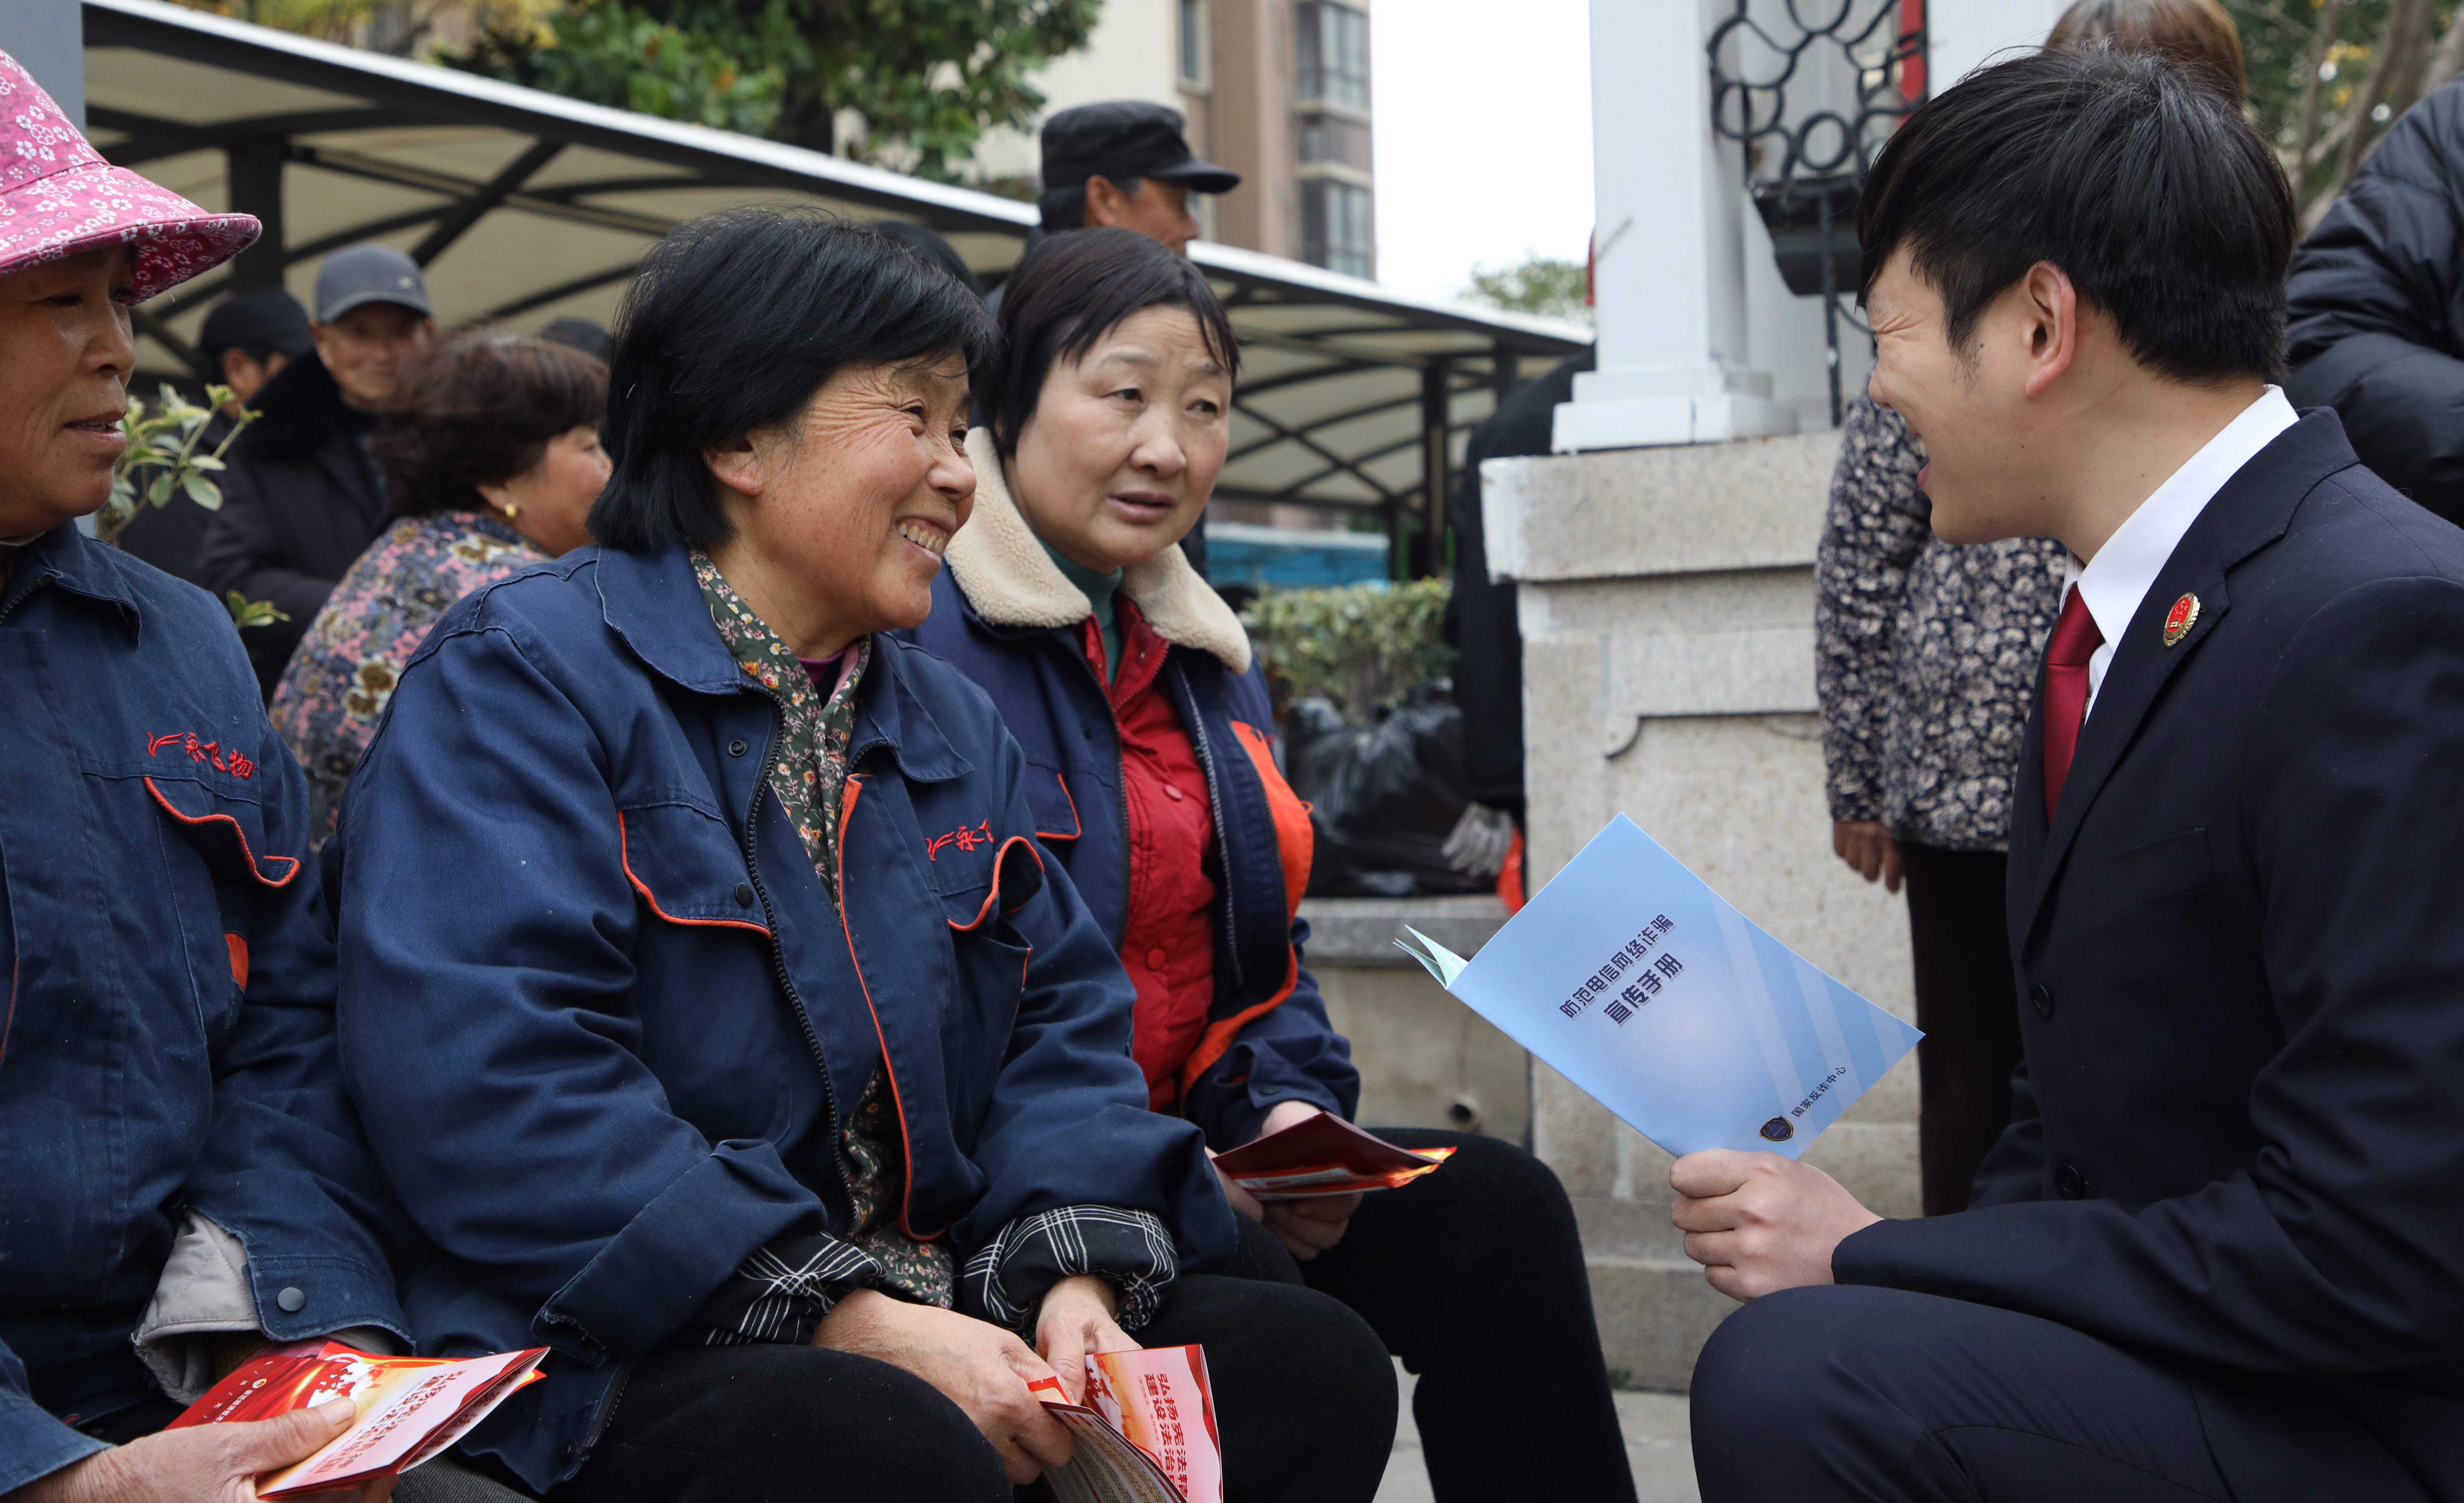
[{"left": 0, "top": 48, "right": 258, "bottom": 301}]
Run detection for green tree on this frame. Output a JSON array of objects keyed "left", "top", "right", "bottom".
[
  {"left": 453, "top": 0, "right": 1101, "bottom": 182},
  {"left": 2224, "top": 0, "right": 2464, "bottom": 224},
  {"left": 1460, "top": 253, "right": 1591, "bottom": 324}
]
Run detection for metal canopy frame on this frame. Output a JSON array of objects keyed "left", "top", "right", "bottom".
[{"left": 83, "top": 0, "right": 1590, "bottom": 574}]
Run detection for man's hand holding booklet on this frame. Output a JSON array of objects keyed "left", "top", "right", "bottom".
[{"left": 1396, "top": 815, "right": 1922, "bottom": 1297}]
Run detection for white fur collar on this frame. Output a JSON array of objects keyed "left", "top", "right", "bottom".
[{"left": 945, "top": 427, "right": 1253, "bottom": 674}]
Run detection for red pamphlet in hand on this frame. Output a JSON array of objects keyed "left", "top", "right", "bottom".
[
  {"left": 1029, "top": 1345, "right": 1224, "bottom": 1503},
  {"left": 166, "top": 1339, "right": 547, "bottom": 1497},
  {"left": 1209, "top": 1111, "right": 1455, "bottom": 1200}
]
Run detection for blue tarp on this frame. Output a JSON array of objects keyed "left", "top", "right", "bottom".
[{"left": 1202, "top": 520, "right": 1390, "bottom": 589}]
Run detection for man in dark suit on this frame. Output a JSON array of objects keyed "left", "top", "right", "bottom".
[{"left": 1675, "top": 47, "right": 2464, "bottom": 1501}]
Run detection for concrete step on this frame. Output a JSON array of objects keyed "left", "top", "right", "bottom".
[
  {"left": 1589, "top": 1253, "right": 1737, "bottom": 1393},
  {"left": 1571, "top": 1197, "right": 1731, "bottom": 1391}
]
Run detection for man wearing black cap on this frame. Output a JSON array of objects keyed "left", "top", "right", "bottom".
[
  {"left": 1035, "top": 100, "right": 1240, "bottom": 257},
  {"left": 117, "top": 288, "right": 313, "bottom": 586},
  {"left": 201, "top": 242, "right": 434, "bottom": 698}
]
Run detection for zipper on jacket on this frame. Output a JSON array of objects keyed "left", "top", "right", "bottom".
[
  {"left": 0, "top": 566, "right": 40, "bottom": 626},
  {"left": 1063, "top": 637, "right": 1136, "bottom": 942},
  {"left": 1170, "top": 659, "right": 1244, "bottom": 991},
  {"left": 570, "top": 1354, "right": 636, "bottom": 1473},
  {"left": 738, "top": 699, "right": 849, "bottom": 1207}
]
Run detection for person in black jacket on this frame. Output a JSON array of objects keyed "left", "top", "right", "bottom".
[
  {"left": 1447, "top": 346, "right": 1592, "bottom": 819},
  {"left": 117, "top": 287, "right": 311, "bottom": 587},
  {"left": 1683, "top": 50, "right": 2464, "bottom": 1500},
  {"left": 199, "top": 244, "right": 433, "bottom": 696},
  {"left": 2286, "top": 76, "right": 2464, "bottom": 526}
]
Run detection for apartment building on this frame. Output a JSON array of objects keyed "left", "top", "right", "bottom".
[{"left": 968, "top": 0, "right": 1376, "bottom": 279}]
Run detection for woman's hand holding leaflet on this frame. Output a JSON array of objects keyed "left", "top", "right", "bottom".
[
  {"left": 1238, "top": 1102, "right": 1365, "bottom": 1262},
  {"left": 813, "top": 1288, "right": 1076, "bottom": 1484},
  {"left": 3, "top": 1397, "right": 396, "bottom": 1503},
  {"left": 1032, "top": 1274, "right": 1140, "bottom": 1407}
]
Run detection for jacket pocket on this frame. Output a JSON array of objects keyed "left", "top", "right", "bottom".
[
  {"left": 146, "top": 775, "right": 300, "bottom": 889},
  {"left": 616, "top": 801, "right": 771, "bottom": 934},
  {"left": 1023, "top": 765, "right": 1082, "bottom": 842},
  {"left": 2086, "top": 827, "right": 2215, "bottom": 923},
  {"left": 144, "top": 773, "right": 284, "bottom": 1035},
  {"left": 937, "top": 834, "right": 1048, "bottom": 932}
]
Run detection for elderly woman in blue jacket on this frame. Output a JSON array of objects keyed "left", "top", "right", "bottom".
[
  {"left": 329, "top": 211, "right": 1393, "bottom": 1503},
  {"left": 901, "top": 228, "right": 1637, "bottom": 1503},
  {"left": 0, "top": 51, "right": 418, "bottom": 1503}
]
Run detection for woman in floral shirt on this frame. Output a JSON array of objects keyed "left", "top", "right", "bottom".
[{"left": 270, "top": 328, "right": 607, "bottom": 840}]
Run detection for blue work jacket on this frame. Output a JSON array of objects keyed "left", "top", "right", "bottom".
[
  {"left": 0, "top": 525, "right": 408, "bottom": 1495},
  {"left": 329, "top": 541, "right": 1233, "bottom": 1492},
  {"left": 897, "top": 468, "right": 1358, "bottom": 1150}
]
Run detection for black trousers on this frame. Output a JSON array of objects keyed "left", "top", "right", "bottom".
[
  {"left": 1899, "top": 844, "right": 2026, "bottom": 1216},
  {"left": 1228, "top": 1129, "right": 1638, "bottom": 1503},
  {"left": 557, "top": 1273, "right": 1394, "bottom": 1503},
  {"left": 1690, "top": 1286, "right": 2432, "bottom": 1503}
]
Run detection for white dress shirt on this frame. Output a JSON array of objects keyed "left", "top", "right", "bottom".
[{"left": 2063, "top": 386, "right": 2299, "bottom": 718}]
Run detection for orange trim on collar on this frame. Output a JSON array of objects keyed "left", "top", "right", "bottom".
[
  {"left": 616, "top": 811, "right": 772, "bottom": 936},
  {"left": 144, "top": 777, "right": 300, "bottom": 887}
]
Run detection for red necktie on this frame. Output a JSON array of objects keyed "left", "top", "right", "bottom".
[{"left": 2042, "top": 589, "right": 2104, "bottom": 819}]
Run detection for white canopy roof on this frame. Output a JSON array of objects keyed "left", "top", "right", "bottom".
[{"left": 85, "top": 0, "right": 1591, "bottom": 527}]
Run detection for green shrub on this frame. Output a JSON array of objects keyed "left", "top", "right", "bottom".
[{"left": 1240, "top": 579, "right": 1453, "bottom": 725}]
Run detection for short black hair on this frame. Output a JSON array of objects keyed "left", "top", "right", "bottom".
[
  {"left": 873, "top": 219, "right": 987, "bottom": 298},
  {"left": 372, "top": 328, "right": 605, "bottom": 518},
  {"left": 977, "top": 227, "right": 1240, "bottom": 458},
  {"left": 1858, "top": 44, "right": 2294, "bottom": 384},
  {"left": 590, "top": 209, "right": 997, "bottom": 553}
]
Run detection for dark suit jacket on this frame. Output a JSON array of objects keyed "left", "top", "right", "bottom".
[{"left": 1832, "top": 410, "right": 2464, "bottom": 1499}]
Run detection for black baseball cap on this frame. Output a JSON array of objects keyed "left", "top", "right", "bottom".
[
  {"left": 1042, "top": 102, "right": 1240, "bottom": 196},
  {"left": 198, "top": 287, "right": 314, "bottom": 359}
]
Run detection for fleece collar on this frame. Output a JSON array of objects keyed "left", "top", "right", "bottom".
[{"left": 945, "top": 427, "right": 1252, "bottom": 674}]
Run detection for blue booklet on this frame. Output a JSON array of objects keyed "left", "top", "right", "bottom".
[{"left": 1396, "top": 815, "right": 1922, "bottom": 1158}]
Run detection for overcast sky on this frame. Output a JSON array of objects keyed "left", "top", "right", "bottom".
[{"left": 1370, "top": 0, "right": 1595, "bottom": 306}]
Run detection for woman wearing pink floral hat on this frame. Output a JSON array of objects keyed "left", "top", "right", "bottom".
[{"left": 0, "top": 52, "right": 430, "bottom": 1503}]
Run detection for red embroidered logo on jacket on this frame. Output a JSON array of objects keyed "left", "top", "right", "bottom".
[
  {"left": 148, "top": 731, "right": 256, "bottom": 780},
  {"left": 925, "top": 820, "right": 993, "bottom": 860}
]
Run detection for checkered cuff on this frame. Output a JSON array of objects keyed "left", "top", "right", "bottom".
[
  {"left": 960, "top": 1206, "right": 1177, "bottom": 1336},
  {"left": 679, "top": 1235, "right": 883, "bottom": 1347}
]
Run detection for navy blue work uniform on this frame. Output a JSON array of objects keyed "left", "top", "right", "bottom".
[{"left": 0, "top": 525, "right": 408, "bottom": 1495}]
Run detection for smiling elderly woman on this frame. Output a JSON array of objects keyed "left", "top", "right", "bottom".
[{"left": 326, "top": 210, "right": 1393, "bottom": 1503}]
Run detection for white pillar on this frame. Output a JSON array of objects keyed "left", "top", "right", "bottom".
[
  {"left": 0, "top": 0, "right": 84, "bottom": 128},
  {"left": 1554, "top": 0, "right": 1794, "bottom": 453},
  {"left": 1929, "top": 0, "right": 2066, "bottom": 94}
]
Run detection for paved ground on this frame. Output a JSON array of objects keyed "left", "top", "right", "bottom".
[{"left": 1372, "top": 1364, "right": 1698, "bottom": 1503}]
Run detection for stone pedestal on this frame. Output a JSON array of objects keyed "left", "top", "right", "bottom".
[
  {"left": 1484, "top": 431, "right": 1922, "bottom": 1390},
  {"left": 1301, "top": 896, "right": 1525, "bottom": 1143}
]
